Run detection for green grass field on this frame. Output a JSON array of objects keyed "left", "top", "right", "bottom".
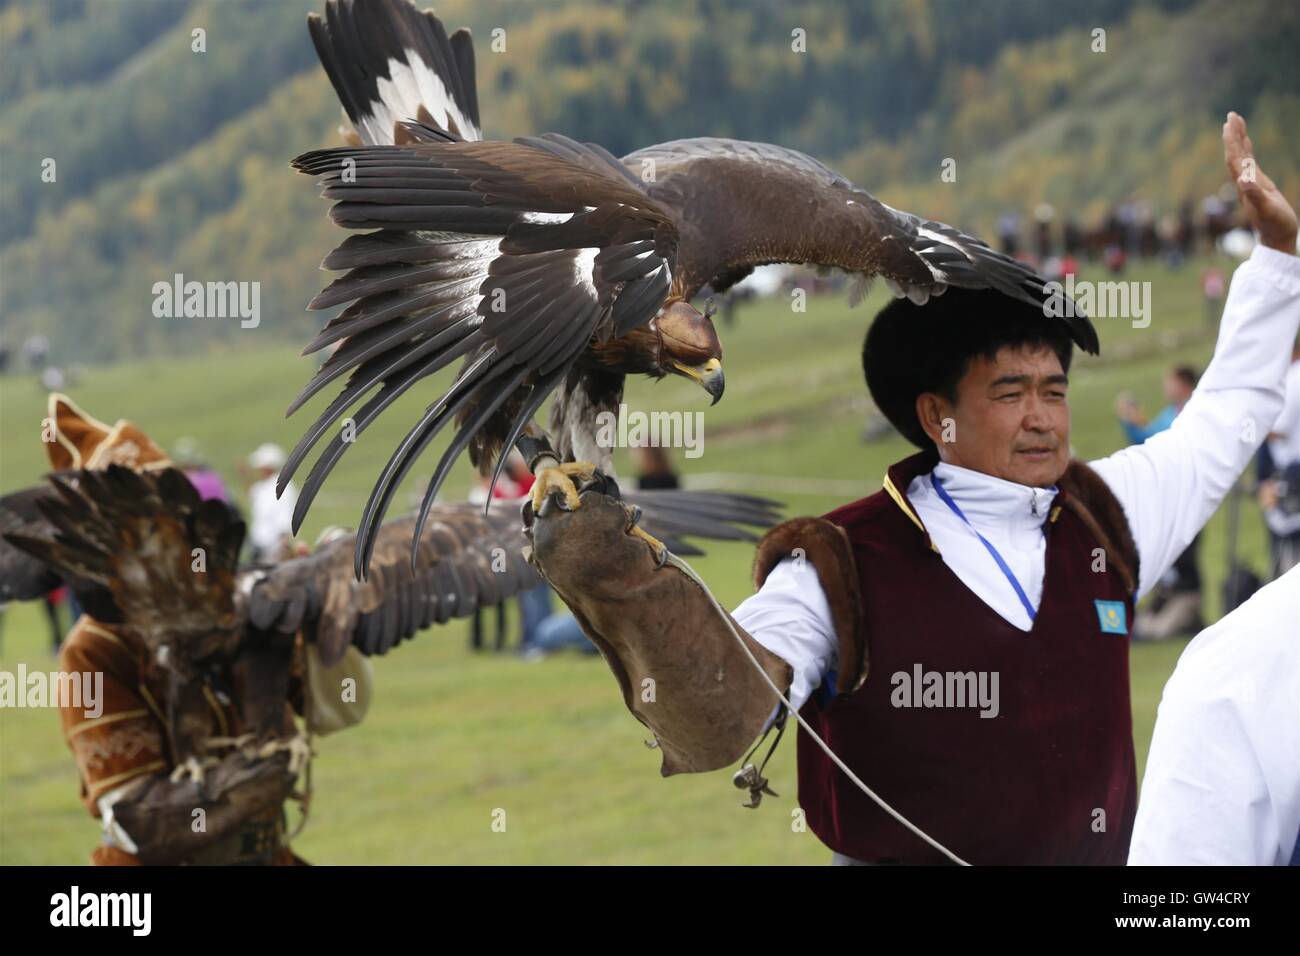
[{"left": 0, "top": 254, "right": 1273, "bottom": 864}]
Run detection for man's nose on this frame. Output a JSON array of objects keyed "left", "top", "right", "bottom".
[{"left": 1021, "top": 398, "right": 1053, "bottom": 432}]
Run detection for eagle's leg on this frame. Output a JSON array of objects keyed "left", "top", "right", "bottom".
[
  {"left": 530, "top": 461, "right": 597, "bottom": 513},
  {"left": 515, "top": 423, "right": 600, "bottom": 513},
  {"left": 628, "top": 524, "right": 667, "bottom": 564}
]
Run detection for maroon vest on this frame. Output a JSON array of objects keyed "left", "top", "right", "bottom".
[{"left": 797, "top": 452, "right": 1138, "bottom": 864}]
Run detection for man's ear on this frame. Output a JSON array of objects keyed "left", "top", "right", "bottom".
[{"left": 915, "top": 392, "right": 951, "bottom": 446}]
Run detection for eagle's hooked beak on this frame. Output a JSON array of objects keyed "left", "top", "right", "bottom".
[{"left": 670, "top": 357, "right": 725, "bottom": 405}]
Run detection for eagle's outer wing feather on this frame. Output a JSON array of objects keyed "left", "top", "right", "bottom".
[
  {"left": 284, "top": 135, "right": 678, "bottom": 576},
  {"left": 625, "top": 137, "right": 1097, "bottom": 353}
]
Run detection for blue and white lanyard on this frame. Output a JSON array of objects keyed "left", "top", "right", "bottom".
[{"left": 931, "top": 475, "right": 1039, "bottom": 622}]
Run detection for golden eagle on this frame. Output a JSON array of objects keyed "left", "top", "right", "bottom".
[{"left": 285, "top": 0, "right": 1095, "bottom": 574}]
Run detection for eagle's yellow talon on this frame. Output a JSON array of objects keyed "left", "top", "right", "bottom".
[
  {"left": 629, "top": 524, "right": 667, "bottom": 563},
  {"left": 531, "top": 461, "right": 596, "bottom": 512}
]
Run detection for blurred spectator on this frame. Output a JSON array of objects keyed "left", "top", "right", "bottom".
[
  {"left": 1259, "top": 343, "right": 1300, "bottom": 576},
  {"left": 1062, "top": 217, "right": 1083, "bottom": 257},
  {"left": 468, "top": 451, "right": 556, "bottom": 652},
  {"left": 1115, "top": 366, "right": 1197, "bottom": 444},
  {"left": 174, "top": 436, "right": 234, "bottom": 504},
  {"left": 22, "top": 334, "right": 49, "bottom": 371},
  {"left": 997, "top": 211, "right": 1020, "bottom": 257},
  {"left": 1104, "top": 243, "right": 1127, "bottom": 275},
  {"left": 239, "top": 443, "right": 296, "bottom": 563},
  {"left": 1115, "top": 366, "right": 1203, "bottom": 639},
  {"left": 632, "top": 445, "right": 680, "bottom": 490},
  {"left": 1201, "top": 265, "right": 1227, "bottom": 325},
  {"left": 43, "top": 586, "right": 69, "bottom": 653},
  {"left": 1033, "top": 202, "right": 1055, "bottom": 260},
  {"left": 520, "top": 613, "right": 600, "bottom": 661}
]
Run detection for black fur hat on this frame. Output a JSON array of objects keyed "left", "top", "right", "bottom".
[{"left": 863, "top": 287, "right": 1098, "bottom": 448}]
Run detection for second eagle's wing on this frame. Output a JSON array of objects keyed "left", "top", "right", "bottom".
[
  {"left": 247, "top": 488, "right": 781, "bottom": 666},
  {"left": 625, "top": 138, "right": 1097, "bottom": 352},
  {"left": 0, "top": 482, "right": 64, "bottom": 603},
  {"left": 246, "top": 504, "right": 538, "bottom": 666},
  {"left": 2, "top": 467, "right": 244, "bottom": 660}
]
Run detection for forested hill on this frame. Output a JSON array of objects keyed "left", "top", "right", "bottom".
[{"left": 2, "top": 0, "right": 1296, "bottom": 363}]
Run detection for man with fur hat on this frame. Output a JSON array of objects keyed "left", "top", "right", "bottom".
[
  {"left": 525, "top": 114, "right": 1300, "bottom": 863},
  {"left": 44, "top": 394, "right": 307, "bottom": 865}
]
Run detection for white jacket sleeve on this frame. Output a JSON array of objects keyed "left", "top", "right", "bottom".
[
  {"left": 732, "top": 557, "right": 838, "bottom": 713},
  {"left": 1090, "top": 245, "right": 1300, "bottom": 597}
]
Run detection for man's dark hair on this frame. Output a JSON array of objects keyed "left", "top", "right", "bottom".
[
  {"left": 863, "top": 288, "right": 1078, "bottom": 447},
  {"left": 1171, "top": 365, "right": 1199, "bottom": 389},
  {"left": 920, "top": 316, "right": 1074, "bottom": 404}
]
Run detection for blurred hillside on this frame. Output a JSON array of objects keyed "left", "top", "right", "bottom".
[{"left": 1, "top": 0, "right": 1297, "bottom": 363}]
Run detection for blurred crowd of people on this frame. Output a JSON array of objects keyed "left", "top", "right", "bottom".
[{"left": 996, "top": 185, "right": 1247, "bottom": 276}]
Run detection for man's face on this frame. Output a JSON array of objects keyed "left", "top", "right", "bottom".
[{"left": 917, "top": 343, "right": 1071, "bottom": 488}]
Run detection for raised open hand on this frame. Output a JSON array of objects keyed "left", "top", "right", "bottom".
[{"left": 1224, "top": 111, "right": 1298, "bottom": 254}]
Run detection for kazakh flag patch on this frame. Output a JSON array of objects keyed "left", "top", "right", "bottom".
[{"left": 1095, "top": 600, "right": 1128, "bottom": 635}]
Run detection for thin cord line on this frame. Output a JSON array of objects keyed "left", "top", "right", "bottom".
[{"left": 665, "top": 551, "right": 972, "bottom": 866}]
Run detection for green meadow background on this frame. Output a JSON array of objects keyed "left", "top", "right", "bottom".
[{"left": 0, "top": 256, "right": 1273, "bottom": 864}]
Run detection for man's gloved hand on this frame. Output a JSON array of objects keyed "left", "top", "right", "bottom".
[
  {"left": 523, "top": 481, "right": 792, "bottom": 776},
  {"left": 113, "top": 744, "right": 299, "bottom": 865}
]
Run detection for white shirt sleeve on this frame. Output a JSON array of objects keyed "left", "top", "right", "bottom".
[
  {"left": 1128, "top": 566, "right": 1300, "bottom": 865},
  {"left": 732, "top": 557, "right": 838, "bottom": 713},
  {"left": 1089, "top": 245, "right": 1300, "bottom": 597}
]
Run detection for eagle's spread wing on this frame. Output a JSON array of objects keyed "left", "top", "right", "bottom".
[
  {"left": 308, "top": 0, "right": 480, "bottom": 145},
  {"left": 286, "top": 134, "right": 679, "bottom": 576},
  {"left": 0, "top": 482, "right": 65, "bottom": 603},
  {"left": 625, "top": 138, "right": 1098, "bottom": 352},
  {"left": 3, "top": 467, "right": 244, "bottom": 663}
]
